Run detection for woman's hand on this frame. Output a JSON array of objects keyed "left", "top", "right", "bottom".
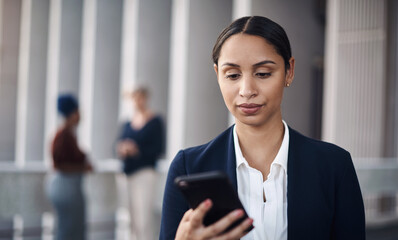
[
  {"left": 117, "top": 140, "right": 139, "bottom": 158},
  {"left": 175, "top": 199, "right": 253, "bottom": 240},
  {"left": 84, "top": 162, "right": 94, "bottom": 172}
]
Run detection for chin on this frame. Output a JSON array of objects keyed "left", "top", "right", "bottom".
[{"left": 236, "top": 116, "right": 265, "bottom": 127}]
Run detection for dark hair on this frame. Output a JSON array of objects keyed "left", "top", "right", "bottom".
[
  {"left": 212, "top": 16, "right": 292, "bottom": 70},
  {"left": 57, "top": 94, "right": 78, "bottom": 118}
]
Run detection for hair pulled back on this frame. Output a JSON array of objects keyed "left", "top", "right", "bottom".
[{"left": 212, "top": 16, "right": 292, "bottom": 70}]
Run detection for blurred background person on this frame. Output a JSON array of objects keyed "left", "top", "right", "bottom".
[
  {"left": 116, "top": 86, "right": 165, "bottom": 240},
  {"left": 46, "top": 94, "right": 93, "bottom": 240}
]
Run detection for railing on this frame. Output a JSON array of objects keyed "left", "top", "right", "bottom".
[
  {"left": 0, "top": 159, "right": 166, "bottom": 240},
  {"left": 0, "top": 210, "right": 130, "bottom": 240},
  {"left": 0, "top": 158, "right": 397, "bottom": 239}
]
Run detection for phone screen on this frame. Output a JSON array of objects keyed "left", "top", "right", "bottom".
[{"left": 175, "top": 171, "right": 253, "bottom": 232}]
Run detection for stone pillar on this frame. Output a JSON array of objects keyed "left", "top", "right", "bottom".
[
  {"left": 43, "top": 0, "right": 84, "bottom": 163},
  {"left": 90, "top": 0, "right": 123, "bottom": 160},
  {"left": 167, "top": 0, "right": 232, "bottom": 160},
  {"left": 0, "top": 0, "right": 22, "bottom": 162},
  {"left": 58, "top": 0, "right": 83, "bottom": 94},
  {"left": 135, "top": 0, "right": 172, "bottom": 119},
  {"left": 323, "top": 0, "right": 387, "bottom": 158},
  {"left": 44, "top": 0, "right": 61, "bottom": 163},
  {"left": 25, "top": 0, "right": 49, "bottom": 163},
  {"left": 79, "top": 0, "right": 97, "bottom": 153}
]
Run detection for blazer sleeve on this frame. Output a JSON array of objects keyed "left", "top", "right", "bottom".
[
  {"left": 331, "top": 152, "right": 365, "bottom": 239},
  {"left": 159, "top": 150, "right": 190, "bottom": 240}
]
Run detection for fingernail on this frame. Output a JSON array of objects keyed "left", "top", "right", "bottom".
[
  {"left": 203, "top": 199, "right": 212, "bottom": 207},
  {"left": 246, "top": 218, "right": 253, "bottom": 224},
  {"left": 233, "top": 209, "right": 243, "bottom": 217}
]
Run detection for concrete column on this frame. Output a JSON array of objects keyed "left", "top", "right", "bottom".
[
  {"left": 15, "top": 0, "right": 32, "bottom": 167},
  {"left": 135, "top": 0, "right": 171, "bottom": 119},
  {"left": 0, "top": 0, "right": 22, "bottom": 162},
  {"left": 44, "top": 0, "right": 61, "bottom": 164},
  {"left": 91, "top": 0, "right": 123, "bottom": 160},
  {"left": 166, "top": 0, "right": 190, "bottom": 160},
  {"left": 233, "top": 0, "right": 251, "bottom": 19},
  {"left": 118, "top": 0, "right": 139, "bottom": 120},
  {"left": 24, "top": 0, "right": 49, "bottom": 163},
  {"left": 323, "top": 0, "right": 387, "bottom": 158},
  {"left": 58, "top": 0, "right": 83, "bottom": 94},
  {"left": 185, "top": 0, "right": 231, "bottom": 147},
  {"left": 16, "top": 0, "right": 51, "bottom": 165},
  {"left": 44, "top": 0, "right": 83, "bottom": 163},
  {"left": 167, "top": 0, "right": 231, "bottom": 160},
  {"left": 385, "top": 0, "right": 398, "bottom": 157},
  {"left": 79, "top": 0, "right": 96, "bottom": 153}
]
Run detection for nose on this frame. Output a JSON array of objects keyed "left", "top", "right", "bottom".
[{"left": 239, "top": 75, "right": 257, "bottom": 99}]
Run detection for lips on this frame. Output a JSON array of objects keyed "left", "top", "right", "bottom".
[{"left": 238, "top": 103, "right": 263, "bottom": 114}]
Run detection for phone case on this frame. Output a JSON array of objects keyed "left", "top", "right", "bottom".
[{"left": 175, "top": 171, "right": 253, "bottom": 232}]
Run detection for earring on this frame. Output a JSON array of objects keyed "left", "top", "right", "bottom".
[{"left": 286, "top": 83, "right": 290, "bottom": 87}]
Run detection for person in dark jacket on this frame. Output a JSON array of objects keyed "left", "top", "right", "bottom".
[
  {"left": 117, "top": 86, "right": 164, "bottom": 240},
  {"left": 46, "top": 94, "right": 93, "bottom": 240},
  {"left": 160, "top": 16, "right": 365, "bottom": 240}
]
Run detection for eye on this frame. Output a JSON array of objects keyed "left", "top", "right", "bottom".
[
  {"left": 225, "top": 73, "right": 241, "bottom": 80},
  {"left": 256, "top": 72, "right": 271, "bottom": 78}
]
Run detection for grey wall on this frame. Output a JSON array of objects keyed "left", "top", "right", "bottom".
[
  {"left": 385, "top": 0, "right": 398, "bottom": 157},
  {"left": 25, "top": 0, "right": 49, "bottom": 162},
  {"left": 252, "top": 0, "right": 325, "bottom": 138},
  {"left": 92, "top": 0, "right": 123, "bottom": 160},
  {"left": 0, "top": 0, "right": 21, "bottom": 161},
  {"left": 185, "top": 0, "right": 232, "bottom": 147}
]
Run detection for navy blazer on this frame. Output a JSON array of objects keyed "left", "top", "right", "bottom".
[{"left": 160, "top": 126, "right": 365, "bottom": 239}]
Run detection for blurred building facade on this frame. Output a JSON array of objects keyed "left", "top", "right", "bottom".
[{"left": 0, "top": 0, "right": 397, "bottom": 239}]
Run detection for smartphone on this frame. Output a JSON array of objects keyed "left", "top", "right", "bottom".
[{"left": 174, "top": 171, "right": 253, "bottom": 233}]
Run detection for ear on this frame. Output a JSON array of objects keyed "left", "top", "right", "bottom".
[
  {"left": 214, "top": 64, "right": 219, "bottom": 81},
  {"left": 285, "top": 57, "right": 295, "bottom": 86}
]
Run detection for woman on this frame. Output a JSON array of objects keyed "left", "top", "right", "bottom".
[
  {"left": 160, "top": 16, "right": 365, "bottom": 240},
  {"left": 47, "top": 94, "right": 93, "bottom": 240},
  {"left": 116, "top": 87, "right": 164, "bottom": 240}
]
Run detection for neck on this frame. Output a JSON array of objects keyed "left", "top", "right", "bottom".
[
  {"left": 235, "top": 114, "right": 285, "bottom": 178},
  {"left": 135, "top": 109, "right": 147, "bottom": 116},
  {"left": 63, "top": 122, "right": 76, "bottom": 132},
  {"left": 130, "top": 108, "right": 154, "bottom": 129},
  {"left": 134, "top": 107, "right": 152, "bottom": 117}
]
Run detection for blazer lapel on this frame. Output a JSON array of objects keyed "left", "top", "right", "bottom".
[
  {"left": 286, "top": 127, "right": 302, "bottom": 239},
  {"left": 225, "top": 126, "right": 238, "bottom": 191}
]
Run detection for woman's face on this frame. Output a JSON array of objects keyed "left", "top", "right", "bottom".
[
  {"left": 132, "top": 92, "right": 148, "bottom": 112},
  {"left": 215, "top": 34, "right": 294, "bottom": 127},
  {"left": 67, "top": 110, "right": 80, "bottom": 126}
]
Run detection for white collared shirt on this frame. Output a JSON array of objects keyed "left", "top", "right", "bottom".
[{"left": 234, "top": 121, "right": 289, "bottom": 240}]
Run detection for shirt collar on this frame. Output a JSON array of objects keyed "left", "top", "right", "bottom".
[
  {"left": 233, "top": 125, "right": 246, "bottom": 168},
  {"left": 273, "top": 120, "right": 289, "bottom": 173},
  {"left": 233, "top": 120, "right": 290, "bottom": 172}
]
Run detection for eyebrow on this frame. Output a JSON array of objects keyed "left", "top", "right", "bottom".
[
  {"left": 253, "top": 60, "right": 276, "bottom": 66},
  {"left": 221, "top": 60, "right": 276, "bottom": 68}
]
